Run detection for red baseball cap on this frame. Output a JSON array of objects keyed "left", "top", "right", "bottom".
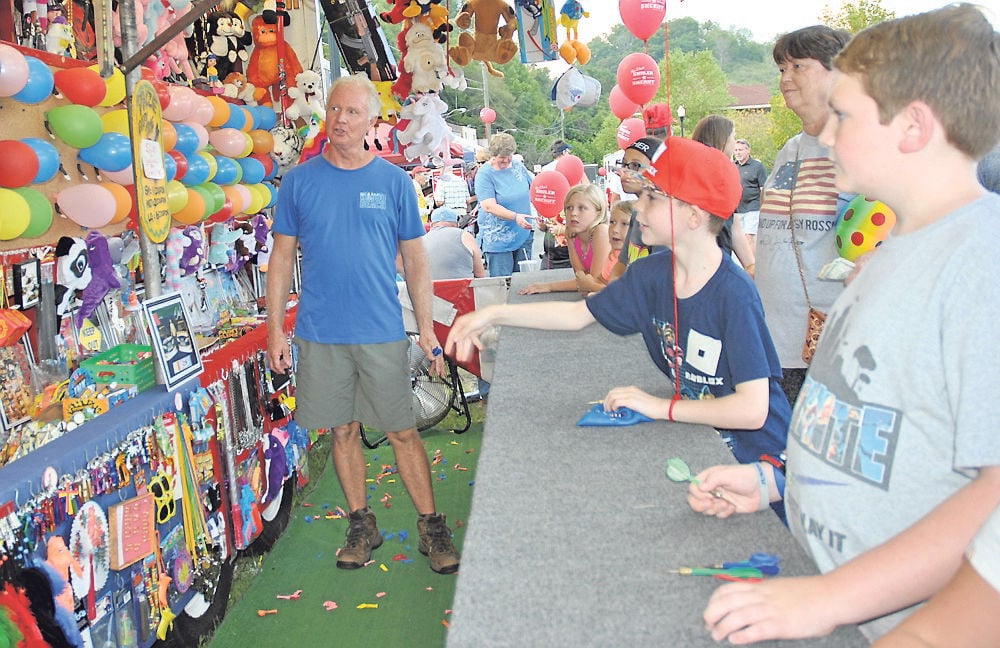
[{"left": 642, "top": 137, "right": 741, "bottom": 219}]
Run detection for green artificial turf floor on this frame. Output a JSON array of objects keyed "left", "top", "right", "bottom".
[{"left": 205, "top": 405, "right": 482, "bottom": 648}]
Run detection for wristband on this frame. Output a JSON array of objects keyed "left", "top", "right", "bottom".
[
  {"left": 753, "top": 462, "right": 769, "bottom": 511},
  {"left": 668, "top": 394, "right": 681, "bottom": 422},
  {"left": 773, "top": 468, "right": 786, "bottom": 499}
]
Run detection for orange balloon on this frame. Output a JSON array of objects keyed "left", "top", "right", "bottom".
[
  {"left": 100, "top": 181, "right": 132, "bottom": 223},
  {"left": 249, "top": 129, "right": 273, "bottom": 155},
  {"left": 207, "top": 96, "right": 231, "bottom": 128},
  {"left": 222, "top": 184, "right": 247, "bottom": 214},
  {"left": 161, "top": 120, "right": 177, "bottom": 151},
  {"left": 238, "top": 107, "right": 254, "bottom": 132},
  {"left": 172, "top": 188, "right": 206, "bottom": 224}
]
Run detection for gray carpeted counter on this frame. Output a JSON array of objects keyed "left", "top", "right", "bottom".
[{"left": 447, "top": 269, "right": 867, "bottom": 647}]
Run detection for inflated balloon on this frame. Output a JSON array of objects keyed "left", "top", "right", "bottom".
[
  {"left": 609, "top": 84, "right": 640, "bottom": 121},
  {"left": 162, "top": 85, "right": 194, "bottom": 121},
  {"left": 619, "top": 0, "right": 665, "bottom": 41},
  {"left": 251, "top": 153, "right": 275, "bottom": 179},
  {"left": 165, "top": 180, "right": 188, "bottom": 213},
  {"left": 79, "top": 132, "right": 132, "bottom": 171},
  {"left": 238, "top": 107, "right": 254, "bottom": 132},
  {"left": 45, "top": 105, "right": 103, "bottom": 148},
  {"left": 222, "top": 184, "right": 247, "bottom": 214},
  {"left": 254, "top": 106, "right": 277, "bottom": 131},
  {"left": 207, "top": 197, "right": 233, "bottom": 223},
  {"left": 11, "top": 187, "right": 53, "bottom": 238},
  {"left": 236, "top": 157, "right": 265, "bottom": 185},
  {"left": 617, "top": 52, "right": 660, "bottom": 106},
  {"left": 0, "top": 44, "right": 29, "bottom": 97},
  {"left": 167, "top": 150, "right": 187, "bottom": 180},
  {"left": 162, "top": 153, "right": 177, "bottom": 182},
  {"left": 479, "top": 107, "right": 496, "bottom": 125},
  {"left": 529, "top": 170, "right": 570, "bottom": 219},
  {"left": 188, "top": 95, "right": 215, "bottom": 126},
  {"left": 172, "top": 122, "right": 200, "bottom": 155},
  {"left": 262, "top": 182, "right": 277, "bottom": 208},
  {"left": 22, "top": 137, "right": 60, "bottom": 183},
  {"left": 183, "top": 121, "right": 209, "bottom": 151},
  {"left": 0, "top": 188, "right": 30, "bottom": 239},
  {"left": 616, "top": 117, "right": 646, "bottom": 149},
  {"left": 212, "top": 156, "right": 241, "bottom": 185},
  {"left": 835, "top": 195, "right": 897, "bottom": 261},
  {"left": 195, "top": 151, "right": 218, "bottom": 181},
  {"left": 0, "top": 141, "right": 39, "bottom": 188},
  {"left": 161, "top": 120, "right": 177, "bottom": 151},
  {"left": 555, "top": 154, "right": 585, "bottom": 186},
  {"left": 206, "top": 96, "right": 230, "bottom": 127},
  {"left": 179, "top": 153, "right": 211, "bottom": 186},
  {"left": 53, "top": 67, "right": 106, "bottom": 106},
  {"left": 101, "top": 165, "right": 135, "bottom": 185},
  {"left": 209, "top": 128, "right": 248, "bottom": 158},
  {"left": 12, "top": 56, "right": 53, "bottom": 104},
  {"left": 220, "top": 103, "right": 246, "bottom": 130},
  {"left": 172, "top": 188, "right": 207, "bottom": 224},
  {"left": 152, "top": 80, "right": 170, "bottom": 109},
  {"left": 249, "top": 129, "right": 274, "bottom": 155},
  {"left": 90, "top": 65, "right": 126, "bottom": 106},
  {"left": 99, "top": 181, "right": 132, "bottom": 223},
  {"left": 197, "top": 182, "right": 225, "bottom": 214},
  {"left": 231, "top": 184, "right": 252, "bottom": 214},
  {"left": 55, "top": 183, "right": 116, "bottom": 228},
  {"left": 101, "top": 108, "right": 130, "bottom": 135},
  {"left": 244, "top": 183, "right": 267, "bottom": 214},
  {"left": 237, "top": 132, "right": 254, "bottom": 158}
]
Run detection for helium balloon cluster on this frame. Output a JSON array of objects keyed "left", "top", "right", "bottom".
[{"left": 608, "top": 0, "right": 667, "bottom": 148}]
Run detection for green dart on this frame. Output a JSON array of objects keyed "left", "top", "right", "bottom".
[{"left": 664, "top": 457, "right": 739, "bottom": 507}]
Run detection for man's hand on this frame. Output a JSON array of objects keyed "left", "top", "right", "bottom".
[{"left": 445, "top": 307, "right": 495, "bottom": 363}]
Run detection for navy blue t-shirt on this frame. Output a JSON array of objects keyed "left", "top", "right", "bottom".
[{"left": 586, "top": 251, "right": 789, "bottom": 464}]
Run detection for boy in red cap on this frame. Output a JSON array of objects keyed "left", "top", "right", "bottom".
[{"left": 446, "top": 138, "right": 789, "bottom": 482}]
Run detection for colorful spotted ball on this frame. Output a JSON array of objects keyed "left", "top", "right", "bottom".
[{"left": 835, "top": 195, "right": 896, "bottom": 261}]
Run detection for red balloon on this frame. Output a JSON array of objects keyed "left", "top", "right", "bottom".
[
  {"left": 167, "top": 150, "right": 188, "bottom": 180},
  {"left": 250, "top": 153, "right": 275, "bottom": 178},
  {"left": 208, "top": 197, "right": 233, "bottom": 223},
  {"left": 617, "top": 52, "right": 660, "bottom": 106},
  {"left": 53, "top": 67, "right": 106, "bottom": 107},
  {"left": 479, "top": 107, "right": 496, "bottom": 125},
  {"left": 609, "top": 85, "right": 640, "bottom": 121},
  {"left": 555, "top": 154, "right": 585, "bottom": 186},
  {"left": 152, "top": 80, "right": 170, "bottom": 110},
  {"left": 0, "top": 140, "right": 39, "bottom": 188},
  {"left": 619, "top": 0, "right": 666, "bottom": 41},
  {"left": 616, "top": 117, "right": 646, "bottom": 150},
  {"left": 529, "top": 170, "right": 571, "bottom": 219}
]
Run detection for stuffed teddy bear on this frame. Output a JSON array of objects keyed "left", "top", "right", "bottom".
[
  {"left": 449, "top": 0, "right": 518, "bottom": 77},
  {"left": 246, "top": 15, "right": 303, "bottom": 106},
  {"left": 403, "top": 26, "right": 449, "bottom": 94},
  {"left": 222, "top": 71, "right": 257, "bottom": 104},
  {"left": 285, "top": 69, "right": 326, "bottom": 122}
]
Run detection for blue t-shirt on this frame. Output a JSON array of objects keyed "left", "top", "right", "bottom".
[
  {"left": 272, "top": 154, "right": 425, "bottom": 344},
  {"left": 475, "top": 160, "right": 533, "bottom": 253},
  {"left": 586, "top": 251, "right": 789, "bottom": 464}
]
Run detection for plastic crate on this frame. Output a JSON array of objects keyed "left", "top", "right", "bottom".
[{"left": 80, "top": 344, "right": 156, "bottom": 392}]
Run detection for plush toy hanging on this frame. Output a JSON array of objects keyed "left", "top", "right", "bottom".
[
  {"left": 449, "top": 0, "right": 519, "bottom": 77},
  {"left": 284, "top": 69, "right": 325, "bottom": 123},
  {"left": 76, "top": 230, "right": 121, "bottom": 328},
  {"left": 201, "top": 9, "right": 253, "bottom": 81},
  {"left": 246, "top": 14, "right": 303, "bottom": 107},
  {"left": 55, "top": 235, "right": 91, "bottom": 318}
]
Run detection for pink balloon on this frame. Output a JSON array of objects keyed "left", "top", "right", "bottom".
[
  {"left": 101, "top": 165, "right": 135, "bottom": 184},
  {"left": 529, "top": 170, "right": 571, "bottom": 219},
  {"left": 609, "top": 85, "right": 640, "bottom": 121},
  {"left": 479, "top": 107, "right": 496, "bottom": 125},
  {"left": 555, "top": 154, "right": 585, "bottom": 186},
  {"left": 209, "top": 128, "right": 248, "bottom": 157},
  {"left": 0, "top": 44, "right": 30, "bottom": 97},
  {"left": 617, "top": 52, "right": 660, "bottom": 106},
  {"left": 619, "top": 0, "right": 666, "bottom": 41},
  {"left": 188, "top": 95, "right": 215, "bottom": 126},
  {"left": 162, "top": 86, "right": 195, "bottom": 122},
  {"left": 232, "top": 183, "right": 252, "bottom": 214},
  {"left": 182, "top": 121, "right": 209, "bottom": 151},
  {"left": 56, "top": 183, "right": 116, "bottom": 228},
  {"left": 616, "top": 117, "right": 646, "bottom": 150}
]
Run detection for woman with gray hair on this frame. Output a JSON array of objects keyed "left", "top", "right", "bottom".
[{"left": 474, "top": 132, "right": 535, "bottom": 276}]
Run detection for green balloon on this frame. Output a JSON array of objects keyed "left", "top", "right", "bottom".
[
  {"left": 11, "top": 187, "right": 53, "bottom": 238},
  {"left": 188, "top": 185, "right": 215, "bottom": 220},
  {"left": 199, "top": 182, "right": 225, "bottom": 215},
  {"left": 45, "top": 104, "right": 102, "bottom": 149}
]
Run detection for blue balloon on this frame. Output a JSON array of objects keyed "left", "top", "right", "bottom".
[
  {"left": 22, "top": 137, "right": 59, "bottom": 183},
  {"left": 235, "top": 156, "right": 265, "bottom": 185},
  {"left": 254, "top": 107, "right": 277, "bottom": 131},
  {"left": 172, "top": 122, "right": 200, "bottom": 156},
  {"left": 162, "top": 153, "right": 177, "bottom": 182},
  {"left": 213, "top": 156, "right": 240, "bottom": 185},
  {"left": 78, "top": 132, "right": 131, "bottom": 171},
  {"left": 263, "top": 154, "right": 278, "bottom": 180},
  {"left": 12, "top": 56, "right": 54, "bottom": 105},
  {"left": 180, "top": 153, "right": 210, "bottom": 186},
  {"left": 262, "top": 182, "right": 277, "bottom": 208},
  {"left": 220, "top": 103, "right": 246, "bottom": 130}
]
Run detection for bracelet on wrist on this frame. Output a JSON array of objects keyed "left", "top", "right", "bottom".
[
  {"left": 668, "top": 394, "right": 681, "bottom": 422},
  {"left": 753, "top": 461, "right": 770, "bottom": 511}
]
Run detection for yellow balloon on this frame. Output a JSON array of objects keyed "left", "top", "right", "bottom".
[
  {"left": 237, "top": 132, "right": 254, "bottom": 158},
  {"left": 165, "top": 180, "right": 188, "bottom": 214},
  {"left": 244, "top": 183, "right": 266, "bottom": 214},
  {"left": 0, "top": 188, "right": 31, "bottom": 240},
  {"left": 196, "top": 151, "right": 218, "bottom": 182},
  {"left": 90, "top": 65, "right": 126, "bottom": 106},
  {"left": 101, "top": 109, "right": 130, "bottom": 136}
]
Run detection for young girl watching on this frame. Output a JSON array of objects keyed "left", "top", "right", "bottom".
[
  {"left": 519, "top": 183, "right": 610, "bottom": 295},
  {"left": 601, "top": 200, "right": 635, "bottom": 285}
]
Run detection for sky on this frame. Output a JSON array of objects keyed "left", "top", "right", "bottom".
[{"left": 580, "top": 0, "right": 1000, "bottom": 43}]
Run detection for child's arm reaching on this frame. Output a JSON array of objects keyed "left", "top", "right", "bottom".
[{"left": 602, "top": 378, "right": 770, "bottom": 431}]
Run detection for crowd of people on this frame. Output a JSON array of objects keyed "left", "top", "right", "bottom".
[{"left": 269, "top": 4, "right": 1000, "bottom": 644}]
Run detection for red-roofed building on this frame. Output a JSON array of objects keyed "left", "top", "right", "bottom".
[{"left": 727, "top": 83, "right": 772, "bottom": 111}]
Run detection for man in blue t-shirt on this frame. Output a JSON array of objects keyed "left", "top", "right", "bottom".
[{"left": 266, "top": 75, "right": 459, "bottom": 575}]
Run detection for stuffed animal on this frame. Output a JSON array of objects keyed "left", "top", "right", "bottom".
[
  {"left": 154, "top": 0, "right": 196, "bottom": 82},
  {"left": 392, "top": 92, "right": 452, "bottom": 165},
  {"left": 403, "top": 28, "right": 449, "bottom": 94},
  {"left": 45, "top": 16, "right": 74, "bottom": 57},
  {"left": 204, "top": 9, "right": 252, "bottom": 81},
  {"left": 77, "top": 230, "right": 121, "bottom": 328},
  {"left": 55, "top": 236, "right": 90, "bottom": 318},
  {"left": 374, "top": 80, "right": 402, "bottom": 123},
  {"left": 222, "top": 71, "right": 257, "bottom": 103},
  {"left": 246, "top": 15, "right": 304, "bottom": 106},
  {"left": 285, "top": 69, "right": 326, "bottom": 122},
  {"left": 380, "top": 0, "right": 450, "bottom": 42},
  {"left": 558, "top": 0, "right": 588, "bottom": 41},
  {"left": 270, "top": 125, "right": 304, "bottom": 173},
  {"left": 449, "top": 0, "right": 518, "bottom": 77},
  {"left": 113, "top": 0, "right": 147, "bottom": 54}
]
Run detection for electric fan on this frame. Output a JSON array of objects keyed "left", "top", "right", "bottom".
[{"left": 360, "top": 332, "right": 472, "bottom": 448}]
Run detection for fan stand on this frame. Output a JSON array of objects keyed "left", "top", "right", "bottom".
[{"left": 360, "top": 333, "right": 472, "bottom": 449}]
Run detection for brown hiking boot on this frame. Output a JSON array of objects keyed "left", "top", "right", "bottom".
[
  {"left": 336, "top": 508, "right": 383, "bottom": 569},
  {"left": 417, "top": 513, "right": 460, "bottom": 574}
]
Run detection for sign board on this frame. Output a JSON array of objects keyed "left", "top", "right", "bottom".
[{"left": 130, "top": 80, "right": 171, "bottom": 244}]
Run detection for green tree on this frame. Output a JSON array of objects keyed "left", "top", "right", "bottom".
[{"left": 820, "top": 0, "right": 895, "bottom": 33}]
